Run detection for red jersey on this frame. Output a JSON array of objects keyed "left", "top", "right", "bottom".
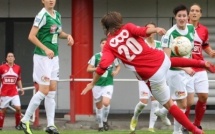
[
  {"left": 96, "top": 23, "right": 165, "bottom": 80},
  {"left": 192, "top": 23, "right": 209, "bottom": 72},
  {"left": 0, "top": 63, "right": 21, "bottom": 97}
]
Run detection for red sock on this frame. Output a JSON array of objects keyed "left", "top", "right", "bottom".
[
  {"left": 169, "top": 105, "right": 195, "bottom": 132},
  {"left": 185, "top": 107, "right": 191, "bottom": 118},
  {"left": 0, "top": 112, "right": 5, "bottom": 128},
  {"left": 194, "top": 100, "right": 206, "bottom": 126},
  {"left": 170, "top": 57, "right": 205, "bottom": 68},
  {"left": 15, "top": 112, "right": 22, "bottom": 127}
]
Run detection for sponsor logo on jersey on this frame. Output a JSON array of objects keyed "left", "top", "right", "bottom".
[
  {"left": 50, "top": 25, "right": 57, "bottom": 34},
  {"left": 3, "top": 77, "right": 17, "bottom": 84},
  {"left": 163, "top": 38, "right": 168, "bottom": 44},
  {"left": 35, "top": 17, "right": 41, "bottom": 23},
  {"left": 175, "top": 91, "right": 186, "bottom": 97},
  {"left": 141, "top": 91, "right": 148, "bottom": 97},
  {"left": 41, "top": 76, "right": 50, "bottom": 82},
  {"left": 192, "top": 42, "right": 202, "bottom": 54}
]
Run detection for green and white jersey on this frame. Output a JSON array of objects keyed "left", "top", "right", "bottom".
[
  {"left": 161, "top": 24, "right": 195, "bottom": 58},
  {"left": 88, "top": 52, "right": 120, "bottom": 86},
  {"left": 33, "top": 8, "right": 62, "bottom": 56},
  {"left": 145, "top": 39, "right": 162, "bottom": 50}
]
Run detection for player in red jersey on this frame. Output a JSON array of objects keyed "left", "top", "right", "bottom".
[
  {"left": 0, "top": 52, "right": 24, "bottom": 130},
  {"left": 81, "top": 11, "right": 209, "bottom": 134},
  {"left": 182, "top": 4, "right": 215, "bottom": 134}
]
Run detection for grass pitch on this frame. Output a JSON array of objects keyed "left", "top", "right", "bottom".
[{"left": 0, "top": 130, "right": 214, "bottom": 134}]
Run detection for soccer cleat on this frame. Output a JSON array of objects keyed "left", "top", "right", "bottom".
[
  {"left": 197, "top": 126, "right": 202, "bottom": 130},
  {"left": 130, "top": 117, "right": 138, "bottom": 132},
  {"left": 154, "top": 109, "right": 171, "bottom": 126},
  {"left": 181, "top": 128, "right": 189, "bottom": 134},
  {"left": 98, "top": 127, "right": 103, "bottom": 132},
  {"left": 15, "top": 124, "right": 23, "bottom": 130},
  {"left": 103, "top": 121, "right": 109, "bottom": 131},
  {"left": 45, "top": 126, "right": 60, "bottom": 134},
  {"left": 148, "top": 128, "right": 155, "bottom": 132},
  {"left": 19, "top": 121, "right": 33, "bottom": 134}
]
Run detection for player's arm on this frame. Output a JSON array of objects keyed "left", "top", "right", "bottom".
[
  {"left": 112, "top": 59, "right": 121, "bottom": 76},
  {"left": 17, "top": 80, "right": 24, "bottom": 95},
  {"left": 87, "top": 56, "right": 97, "bottom": 73},
  {"left": 28, "top": 26, "right": 49, "bottom": 52},
  {"left": 59, "top": 31, "right": 74, "bottom": 46},
  {"left": 126, "top": 23, "right": 166, "bottom": 37},
  {"left": 87, "top": 64, "right": 97, "bottom": 73},
  {"left": 81, "top": 45, "right": 115, "bottom": 95},
  {"left": 204, "top": 46, "right": 215, "bottom": 58},
  {"left": 161, "top": 35, "right": 172, "bottom": 58}
]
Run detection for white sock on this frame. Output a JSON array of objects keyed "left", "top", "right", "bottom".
[
  {"left": 173, "top": 109, "right": 185, "bottom": 132},
  {"left": 133, "top": 101, "right": 147, "bottom": 120},
  {"left": 21, "top": 91, "right": 45, "bottom": 122},
  {"left": 103, "top": 105, "right": 110, "bottom": 122},
  {"left": 96, "top": 108, "right": 103, "bottom": 128},
  {"left": 45, "top": 91, "right": 56, "bottom": 127},
  {"left": 159, "top": 107, "right": 168, "bottom": 115},
  {"left": 149, "top": 100, "right": 159, "bottom": 128}
]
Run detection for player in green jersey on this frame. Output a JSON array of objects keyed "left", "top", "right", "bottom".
[
  {"left": 20, "top": 0, "right": 74, "bottom": 134},
  {"left": 86, "top": 38, "right": 120, "bottom": 132},
  {"left": 156, "top": 4, "right": 195, "bottom": 134}
]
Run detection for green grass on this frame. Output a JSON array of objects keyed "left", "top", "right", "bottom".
[{"left": 0, "top": 130, "right": 215, "bottom": 134}]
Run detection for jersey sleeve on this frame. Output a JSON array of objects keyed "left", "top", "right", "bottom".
[
  {"left": 126, "top": 23, "right": 148, "bottom": 37},
  {"left": 17, "top": 66, "right": 21, "bottom": 81},
  {"left": 33, "top": 13, "right": 46, "bottom": 29},
  {"left": 161, "top": 33, "right": 173, "bottom": 48},
  {"left": 88, "top": 55, "right": 96, "bottom": 66},
  {"left": 113, "top": 58, "right": 121, "bottom": 66},
  {"left": 96, "top": 45, "right": 115, "bottom": 75},
  {"left": 202, "top": 28, "right": 209, "bottom": 49}
]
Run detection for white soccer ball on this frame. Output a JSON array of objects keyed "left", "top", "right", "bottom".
[{"left": 171, "top": 36, "right": 192, "bottom": 57}]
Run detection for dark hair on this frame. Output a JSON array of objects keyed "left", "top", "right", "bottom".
[
  {"left": 190, "top": 3, "right": 202, "bottom": 13},
  {"left": 100, "top": 38, "right": 107, "bottom": 43},
  {"left": 173, "top": 4, "right": 188, "bottom": 16},
  {"left": 145, "top": 22, "right": 156, "bottom": 27},
  {"left": 6, "top": 52, "right": 14, "bottom": 58},
  {"left": 101, "top": 11, "right": 123, "bottom": 35}
]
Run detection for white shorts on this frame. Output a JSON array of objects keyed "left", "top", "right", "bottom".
[
  {"left": 149, "top": 54, "right": 171, "bottom": 105},
  {"left": 138, "top": 81, "right": 152, "bottom": 99},
  {"left": 92, "top": 85, "right": 113, "bottom": 103},
  {"left": 0, "top": 95, "right": 21, "bottom": 108},
  {"left": 167, "top": 70, "right": 194, "bottom": 100},
  {"left": 33, "top": 54, "right": 59, "bottom": 85},
  {"left": 193, "top": 71, "right": 209, "bottom": 93}
]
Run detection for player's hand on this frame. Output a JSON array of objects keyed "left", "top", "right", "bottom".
[
  {"left": 112, "top": 71, "right": 118, "bottom": 77},
  {"left": 156, "top": 27, "right": 166, "bottom": 36},
  {"left": 67, "top": 35, "right": 74, "bottom": 46},
  {"left": 81, "top": 83, "right": 94, "bottom": 95},
  {"left": 20, "top": 89, "right": 24, "bottom": 96},
  {"left": 44, "top": 48, "right": 54, "bottom": 59},
  {"left": 183, "top": 67, "right": 195, "bottom": 76}
]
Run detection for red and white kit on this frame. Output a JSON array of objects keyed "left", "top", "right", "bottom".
[{"left": 0, "top": 63, "right": 21, "bottom": 108}]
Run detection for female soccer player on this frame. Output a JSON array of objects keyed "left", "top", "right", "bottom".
[
  {"left": 20, "top": 0, "right": 74, "bottom": 134},
  {"left": 130, "top": 23, "right": 170, "bottom": 133},
  {"left": 182, "top": 3, "right": 215, "bottom": 134},
  {"left": 81, "top": 11, "right": 205, "bottom": 134},
  {"left": 87, "top": 38, "right": 120, "bottom": 131},
  {"left": 0, "top": 52, "right": 24, "bottom": 130},
  {"left": 157, "top": 4, "right": 196, "bottom": 134}
]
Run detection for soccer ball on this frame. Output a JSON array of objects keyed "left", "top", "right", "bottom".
[{"left": 171, "top": 36, "right": 192, "bottom": 57}]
